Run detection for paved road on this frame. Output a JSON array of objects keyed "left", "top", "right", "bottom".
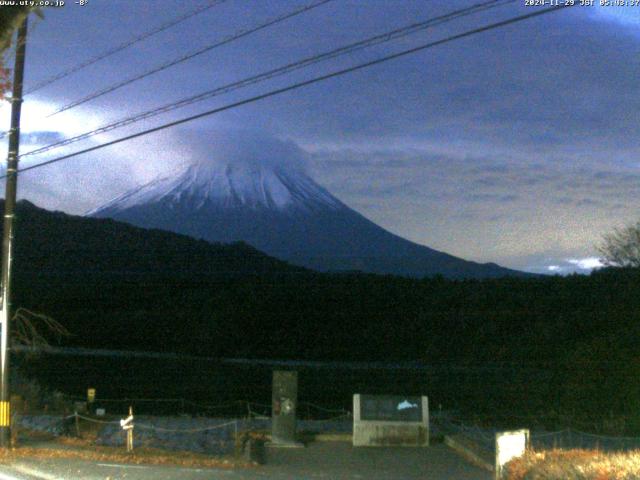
[{"left": 0, "top": 442, "right": 491, "bottom": 480}]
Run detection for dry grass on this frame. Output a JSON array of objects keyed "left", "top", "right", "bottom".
[
  {"left": 0, "top": 429, "right": 252, "bottom": 470},
  {"left": 506, "top": 449, "right": 640, "bottom": 480}
]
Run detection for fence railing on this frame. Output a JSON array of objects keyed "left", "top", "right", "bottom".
[
  {"left": 64, "top": 395, "right": 351, "bottom": 420},
  {"left": 16, "top": 406, "right": 353, "bottom": 457},
  {"left": 435, "top": 415, "right": 640, "bottom": 454}
]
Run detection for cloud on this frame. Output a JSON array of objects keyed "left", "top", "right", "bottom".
[
  {"left": 531, "top": 257, "right": 604, "bottom": 275},
  {"left": 567, "top": 257, "right": 604, "bottom": 270},
  {"left": 20, "top": 131, "right": 65, "bottom": 147},
  {"left": 12, "top": 129, "right": 191, "bottom": 214},
  {"left": 0, "top": 99, "right": 103, "bottom": 142},
  {"left": 465, "top": 193, "right": 519, "bottom": 203},
  {"left": 307, "top": 144, "right": 640, "bottom": 270},
  {"left": 591, "top": 5, "right": 640, "bottom": 28},
  {"left": 247, "top": 4, "right": 640, "bottom": 162},
  {"left": 13, "top": 127, "right": 310, "bottom": 215},
  {"left": 183, "top": 128, "right": 309, "bottom": 174},
  {"left": 510, "top": 254, "right": 606, "bottom": 275}
]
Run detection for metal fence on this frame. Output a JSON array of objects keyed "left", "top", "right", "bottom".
[
  {"left": 65, "top": 395, "right": 350, "bottom": 420},
  {"left": 435, "top": 415, "right": 640, "bottom": 454},
  {"left": 16, "top": 400, "right": 353, "bottom": 456}
]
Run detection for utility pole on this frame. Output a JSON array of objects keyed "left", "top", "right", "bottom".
[{"left": 0, "top": 16, "right": 28, "bottom": 448}]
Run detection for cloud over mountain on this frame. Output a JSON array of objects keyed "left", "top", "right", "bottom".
[{"left": 88, "top": 130, "right": 527, "bottom": 279}]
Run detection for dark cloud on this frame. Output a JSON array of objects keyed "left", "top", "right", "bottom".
[
  {"left": 465, "top": 193, "right": 519, "bottom": 203},
  {"left": 468, "top": 164, "right": 511, "bottom": 175}
]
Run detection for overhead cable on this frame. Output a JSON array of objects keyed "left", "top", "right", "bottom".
[
  {"left": 46, "top": 0, "right": 335, "bottom": 117},
  {"left": 23, "top": 0, "right": 227, "bottom": 95},
  {"left": 20, "top": 0, "right": 514, "bottom": 159},
  {"left": 5, "top": 4, "right": 571, "bottom": 179}
]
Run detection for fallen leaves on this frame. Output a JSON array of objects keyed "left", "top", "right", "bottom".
[{"left": 0, "top": 433, "right": 251, "bottom": 470}]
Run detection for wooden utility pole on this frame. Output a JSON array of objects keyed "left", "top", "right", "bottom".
[{"left": 0, "top": 16, "right": 28, "bottom": 448}]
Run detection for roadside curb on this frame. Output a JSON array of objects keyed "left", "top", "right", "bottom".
[{"left": 444, "top": 433, "right": 493, "bottom": 472}]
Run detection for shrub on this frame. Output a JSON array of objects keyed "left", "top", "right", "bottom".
[{"left": 506, "top": 449, "right": 640, "bottom": 480}]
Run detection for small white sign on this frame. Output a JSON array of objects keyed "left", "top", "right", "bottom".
[
  {"left": 495, "top": 429, "right": 529, "bottom": 479},
  {"left": 95, "top": 408, "right": 106, "bottom": 416},
  {"left": 120, "top": 414, "right": 134, "bottom": 430},
  {"left": 397, "top": 400, "right": 418, "bottom": 410}
]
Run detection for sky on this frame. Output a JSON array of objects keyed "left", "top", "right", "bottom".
[{"left": 0, "top": 0, "right": 638, "bottom": 275}]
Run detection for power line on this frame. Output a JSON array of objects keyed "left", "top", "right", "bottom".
[
  {"left": 21, "top": 0, "right": 511, "bottom": 157},
  {"left": 6, "top": 4, "right": 570, "bottom": 179},
  {"left": 0, "top": 1, "right": 228, "bottom": 141},
  {"left": 46, "top": 0, "right": 335, "bottom": 118},
  {"left": 23, "top": 0, "right": 227, "bottom": 96},
  {"left": 20, "top": 0, "right": 513, "bottom": 159}
]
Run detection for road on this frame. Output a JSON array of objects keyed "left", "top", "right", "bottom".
[{"left": 0, "top": 442, "right": 491, "bottom": 480}]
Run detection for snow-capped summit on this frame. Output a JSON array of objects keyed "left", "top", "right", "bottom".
[
  {"left": 89, "top": 159, "right": 343, "bottom": 215},
  {"left": 89, "top": 133, "right": 527, "bottom": 279}
]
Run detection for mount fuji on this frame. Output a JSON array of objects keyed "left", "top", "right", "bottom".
[{"left": 88, "top": 136, "right": 526, "bottom": 279}]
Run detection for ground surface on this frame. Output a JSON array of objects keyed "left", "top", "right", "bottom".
[{"left": 0, "top": 441, "right": 491, "bottom": 480}]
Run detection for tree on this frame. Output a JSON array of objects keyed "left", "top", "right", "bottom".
[
  {"left": 0, "top": 7, "right": 30, "bottom": 54},
  {"left": 598, "top": 221, "right": 640, "bottom": 267},
  {"left": 11, "top": 308, "right": 70, "bottom": 349},
  {"left": 0, "top": 7, "right": 42, "bottom": 100},
  {"left": 0, "top": 7, "right": 28, "bottom": 101}
]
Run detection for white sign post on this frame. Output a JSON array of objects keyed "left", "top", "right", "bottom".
[
  {"left": 495, "top": 429, "right": 529, "bottom": 479},
  {"left": 120, "top": 406, "right": 134, "bottom": 452}
]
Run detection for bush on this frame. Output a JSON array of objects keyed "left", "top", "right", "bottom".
[
  {"left": 11, "top": 368, "right": 71, "bottom": 414},
  {"left": 506, "top": 449, "right": 640, "bottom": 480}
]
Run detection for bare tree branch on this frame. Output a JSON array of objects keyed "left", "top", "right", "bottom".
[
  {"left": 11, "top": 308, "right": 71, "bottom": 348},
  {"left": 597, "top": 221, "right": 640, "bottom": 268}
]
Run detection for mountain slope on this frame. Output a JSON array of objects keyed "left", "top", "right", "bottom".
[
  {"left": 89, "top": 158, "right": 528, "bottom": 279},
  {"left": 6, "top": 199, "right": 302, "bottom": 278}
]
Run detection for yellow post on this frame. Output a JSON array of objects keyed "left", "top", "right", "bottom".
[
  {"left": 126, "top": 406, "right": 133, "bottom": 453},
  {"left": 0, "top": 401, "right": 9, "bottom": 428}
]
